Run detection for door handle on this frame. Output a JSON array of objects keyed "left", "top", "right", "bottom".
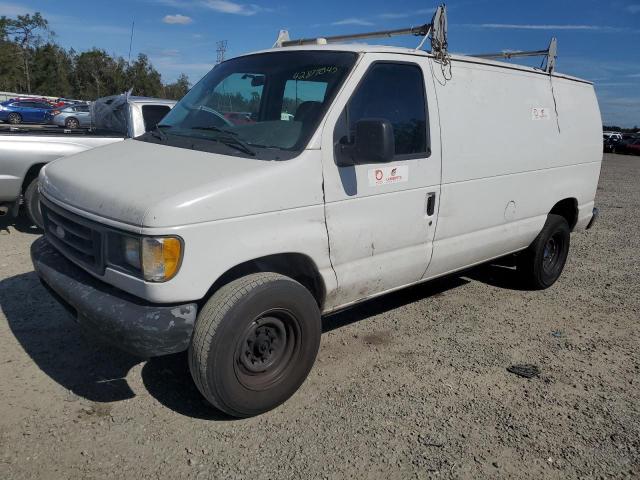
[{"left": 426, "top": 192, "right": 436, "bottom": 216}]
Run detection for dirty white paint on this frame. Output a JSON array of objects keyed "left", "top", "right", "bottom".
[{"left": 37, "top": 44, "right": 602, "bottom": 314}]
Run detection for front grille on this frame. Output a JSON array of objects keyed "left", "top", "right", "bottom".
[{"left": 41, "top": 199, "right": 104, "bottom": 274}]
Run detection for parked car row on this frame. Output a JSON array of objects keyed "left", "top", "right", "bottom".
[
  {"left": 0, "top": 97, "right": 91, "bottom": 128},
  {"left": 603, "top": 132, "right": 640, "bottom": 155},
  {"left": 0, "top": 99, "right": 55, "bottom": 124}
]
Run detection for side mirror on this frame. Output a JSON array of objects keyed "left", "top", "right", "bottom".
[{"left": 337, "top": 118, "right": 395, "bottom": 166}]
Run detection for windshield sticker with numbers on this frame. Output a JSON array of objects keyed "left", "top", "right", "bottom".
[{"left": 368, "top": 165, "right": 409, "bottom": 186}]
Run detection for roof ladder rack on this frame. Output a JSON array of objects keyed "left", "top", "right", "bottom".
[
  {"left": 273, "top": 4, "right": 449, "bottom": 57},
  {"left": 471, "top": 37, "right": 558, "bottom": 73}
]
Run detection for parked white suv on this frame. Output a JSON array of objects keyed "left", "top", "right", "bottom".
[{"left": 31, "top": 44, "right": 602, "bottom": 417}]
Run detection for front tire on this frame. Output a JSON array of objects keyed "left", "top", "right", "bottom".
[
  {"left": 517, "top": 214, "right": 570, "bottom": 289},
  {"left": 24, "top": 177, "right": 44, "bottom": 229},
  {"left": 189, "top": 272, "right": 321, "bottom": 418}
]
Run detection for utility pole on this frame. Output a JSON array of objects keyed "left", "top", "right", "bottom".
[{"left": 216, "top": 40, "right": 227, "bottom": 64}]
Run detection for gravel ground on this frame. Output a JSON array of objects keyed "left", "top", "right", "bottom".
[{"left": 1, "top": 153, "right": 638, "bottom": 479}]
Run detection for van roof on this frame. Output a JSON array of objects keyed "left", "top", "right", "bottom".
[{"left": 242, "top": 44, "right": 591, "bottom": 85}]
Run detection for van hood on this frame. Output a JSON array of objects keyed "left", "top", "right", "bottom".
[{"left": 41, "top": 139, "right": 321, "bottom": 228}]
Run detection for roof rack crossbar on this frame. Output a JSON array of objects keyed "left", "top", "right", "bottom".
[
  {"left": 278, "top": 24, "right": 432, "bottom": 48},
  {"left": 471, "top": 37, "right": 558, "bottom": 72},
  {"left": 274, "top": 4, "right": 448, "bottom": 51}
]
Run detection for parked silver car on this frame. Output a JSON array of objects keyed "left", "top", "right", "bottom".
[{"left": 51, "top": 103, "right": 91, "bottom": 129}]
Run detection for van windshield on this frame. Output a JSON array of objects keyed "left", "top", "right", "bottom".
[{"left": 142, "top": 51, "right": 358, "bottom": 160}]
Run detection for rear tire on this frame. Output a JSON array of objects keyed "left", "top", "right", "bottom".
[
  {"left": 8, "top": 112, "right": 22, "bottom": 125},
  {"left": 517, "top": 214, "right": 570, "bottom": 289},
  {"left": 189, "top": 272, "right": 321, "bottom": 418},
  {"left": 24, "top": 177, "right": 44, "bottom": 229}
]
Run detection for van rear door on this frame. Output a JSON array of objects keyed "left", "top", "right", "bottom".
[{"left": 320, "top": 54, "right": 442, "bottom": 309}]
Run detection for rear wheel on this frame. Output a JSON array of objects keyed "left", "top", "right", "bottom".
[
  {"left": 189, "top": 272, "right": 321, "bottom": 418},
  {"left": 517, "top": 214, "right": 570, "bottom": 289},
  {"left": 24, "top": 177, "right": 44, "bottom": 229},
  {"left": 65, "top": 117, "right": 80, "bottom": 129},
  {"left": 8, "top": 112, "right": 22, "bottom": 125}
]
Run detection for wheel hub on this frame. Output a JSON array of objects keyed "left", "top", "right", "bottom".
[
  {"left": 543, "top": 238, "right": 557, "bottom": 263},
  {"left": 542, "top": 233, "right": 564, "bottom": 275},
  {"left": 240, "top": 318, "right": 286, "bottom": 373}
]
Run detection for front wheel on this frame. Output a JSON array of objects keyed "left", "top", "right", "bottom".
[
  {"left": 517, "top": 214, "right": 570, "bottom": 289},
  {"left": 24, "top": 177, "right": 44, "bottom": 229},
  {"left": 189, "top": 272, "right": 321, "bottom": 418}
]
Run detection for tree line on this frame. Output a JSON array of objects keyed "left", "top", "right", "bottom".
[{"left": 0, "top": 12, "right": 191, "bottom": 101}]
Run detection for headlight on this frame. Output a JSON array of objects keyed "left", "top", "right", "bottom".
[
  {"left": 141, "top": 237, "right": 182, "bottom": 282},
  {"left": 108, "top": 234, "right": 183, "bottom": 282}
]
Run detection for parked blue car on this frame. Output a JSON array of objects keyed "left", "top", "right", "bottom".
[{"left": 0, "top": 100, "right": 54, "bottom": 124}]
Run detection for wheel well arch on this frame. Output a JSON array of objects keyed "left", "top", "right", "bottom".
[
  {"left": 203, "top": 253, "right": 327, "bottom": 310},
  {"left": 22, "top": 163, "right": 46, "bottom": 193},
  {"left": 549, "top": 198, "right": 578, "bottom": 230}
]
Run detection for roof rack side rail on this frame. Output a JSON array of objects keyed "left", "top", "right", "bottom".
[
  {"left": 471, "top": 37, "right": 558, "bottom": 73},
  {"left": 273, "top": 4, "right": 448, "bottom": 54}
]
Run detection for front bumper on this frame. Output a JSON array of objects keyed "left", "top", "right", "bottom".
[
  {"left": 586, "top": 207, "right": 599, "bottom": 230},
  {"left": 31, "top": 237, "right": 197, "bottom": 358}
]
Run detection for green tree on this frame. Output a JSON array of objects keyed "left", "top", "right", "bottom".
[
  {"left": 3, "top": 12, "right": 51, "bottom": 93},
  {"left": 163, "top": 73, "right": 190, "bottom": 100},
  {"left": 0, "top": 11, "right": 198, "bottom": 102},
  {"left": 0, "top": 17, "right": 24, "bottom": 91},
  {"left": 30, "top": 43, "right": 73, "bottom": 97},
  {"left": 73, "top": 49, "right": 128, "bottom": 99},
  {"left": 127, "top": 54, "right": 163, "bottom": 97}
]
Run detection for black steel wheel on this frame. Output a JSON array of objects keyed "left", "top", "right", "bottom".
[
  {"left": 518, "top": 214, "right": 570, "bottom": 289},
  {"left": 8, "top": 112, "right": 21, "bottom": 124},
  {"left": 189, "top": 272, "right": 321, "bottom": 418}
]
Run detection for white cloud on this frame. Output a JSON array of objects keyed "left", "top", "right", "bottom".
[
  {"left": 477, "top": 23, "right": 612, "bottom": 31},
  {"left": 160, "top": 48, "right": 181, "bottom": 56},
  {"left": 163, "top": 14, "right": 193, "bottom": 24},
  {"left": 203, "top": 0, "right": 263, "bottom": 16},
  {"left": 378, "top": 8, "right": 433, "bottom": 20},
  {"left": 469, "top": 23, "right": 640, "bottom": 34},
  {"left": 0, "top": 1, "right": 31, "bottom": 16},
  {"left": 332, "top": 18, "right": 375, "bottom": 27},
  {"left": 378, "top": 12, "right": 410, "bottom": 19}
]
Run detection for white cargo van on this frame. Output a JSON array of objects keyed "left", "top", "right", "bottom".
[{"left": 31, "top": 9, "right": 602, "bottom": 417}]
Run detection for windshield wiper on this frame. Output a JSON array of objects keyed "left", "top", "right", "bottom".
[
  {"left": 150, "top": 124, "right": 170, "bottom": 141},
  {"left": 191, "top": 125, "right": 256, "bottom": 156}
]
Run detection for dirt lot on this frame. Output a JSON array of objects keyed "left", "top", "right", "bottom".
[{"left": 0, "top": 153, "right": 638, "bottom": 479}]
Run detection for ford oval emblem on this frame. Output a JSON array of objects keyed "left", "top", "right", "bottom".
[{"left": 55, "top": 225, "right": 65, "bottom": 239}]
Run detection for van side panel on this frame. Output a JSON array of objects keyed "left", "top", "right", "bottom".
[{"left": 426, "top": 60, "right": 602, "bottom": 279}]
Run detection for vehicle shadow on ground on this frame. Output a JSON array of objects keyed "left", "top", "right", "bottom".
[
  {"left": 2, "top": 261, "right": 523, "bottom": 421},
  {"left": 0, "top": 271, "right": 231, "bottom": 421},
  {"left": 0, "top": 214, "right": 41, "bottom": 235},
  {"left": 463, "top": 256, "right": 530, "bottom": 291}
]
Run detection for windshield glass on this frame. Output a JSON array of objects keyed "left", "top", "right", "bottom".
[{"left": 143, "top": 51, "right": 358, "bottom": 160}]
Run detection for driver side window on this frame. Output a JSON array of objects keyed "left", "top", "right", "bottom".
[{"left": 336, "top": 62, "right": 429, "bottom": 158}]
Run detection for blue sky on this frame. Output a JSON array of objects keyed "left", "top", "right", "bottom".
[{"left": 1, "top": 0, "right": 639, "bottom": 126}]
